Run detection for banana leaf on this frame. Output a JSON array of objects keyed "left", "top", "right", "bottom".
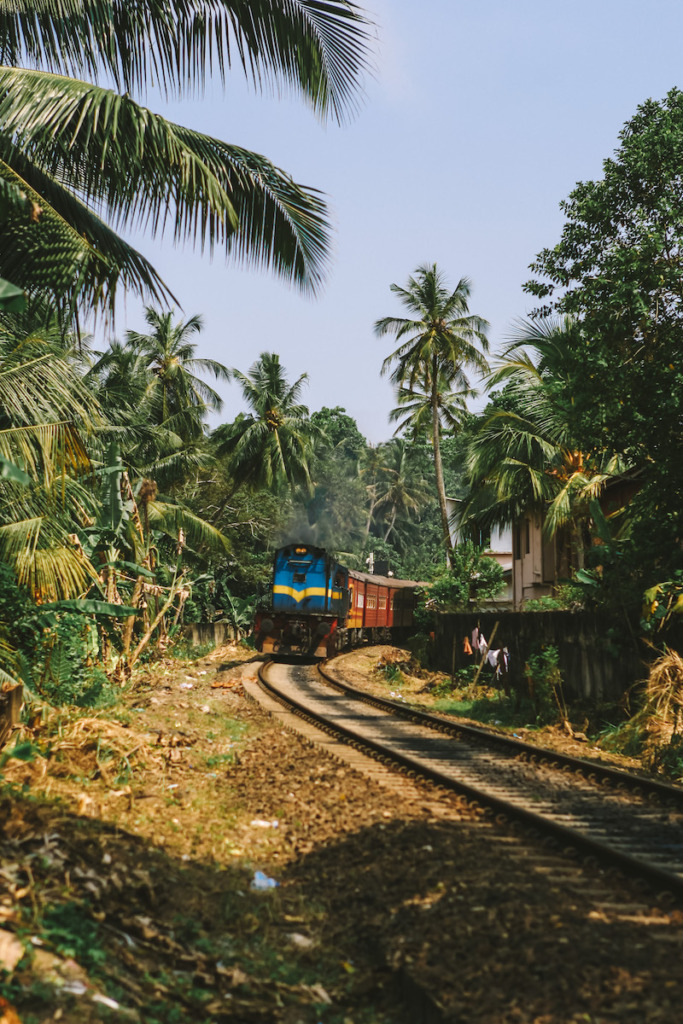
[
  {"left": 0, "top": 277, "right": 25, "bottom": 312},
  {"left": 104, "top": 560, "right": 155, "bottom": 579},
  {"left": 38, "top": 598, "right": 139, "bottom": 617},
  {"left": 0, "top": 454, "right": 29, "bottom": 485}
]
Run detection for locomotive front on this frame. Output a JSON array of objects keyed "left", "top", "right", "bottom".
[{"left": 255, "top": 544, "right": 349, "bottom": 658}]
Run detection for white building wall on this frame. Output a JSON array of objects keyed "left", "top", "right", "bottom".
[{"left": 445, "top": 498, "right": 513, "bottom": 605}]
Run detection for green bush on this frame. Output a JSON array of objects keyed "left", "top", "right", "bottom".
[
  {"left": 523, "top": 596, "right": 564, "bottom": 612},
  {"left": 36, "top": 613, "right": 116, "bottom": 707},
  {"left": 524, "top": 644, "right": 567, "bottom": 724},
  {"left": 416, "top": 542, "right": 506, "bottom": 626},
  {"left": 430, "top": 666, "right": 478, "bottom": 696}
]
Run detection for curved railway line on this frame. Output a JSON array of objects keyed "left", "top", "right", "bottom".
[{"left": 255, "top": 655, "right": 683, "bottom": 901}]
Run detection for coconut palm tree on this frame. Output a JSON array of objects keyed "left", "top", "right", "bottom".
[
  {"left": 373, "top": 439, "right": 430, "bottom": 544},
  {"left": 0, "top": 1, "right": 371, "bottom": 317},
  {"left": 213, "top": 351, "right": 320, "bottom": 494},
  {"left": 375, "top": 264, "right": 489, "bottom": 565},
  {"left": 358, "top": 444, "right": 389, "bottom": 544},
  {"left": 127, "top": 308, "right": 230, "bottom": 437},
  {"left": 389, "top": 370, "right": 473, "bottom": 442},
  {"left": 88, "top": 310, "right": 229, "bottom": 489},
  {"left": 87, "top": 338, "right": 187, "bottom": 487}
]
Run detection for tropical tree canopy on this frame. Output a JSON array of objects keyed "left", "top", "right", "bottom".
[
  {"left": 375, "top": 263, "right": 489, "bottom": 565},
  {"left": 0, "top": 0, "right": 372, "bottom": 317},
  {"left": 459, "top": 317, "right": 624, "bottom": 568},
  {"left": 214, "top": 351, "right": 322, "bottom": 494},
  {"left": 525, "top": 87, "right": 683, "bottom": 574},
  {"left": 373, "top": 439, "right": 430, "bottom": 544},
  {"left": 89, "top": 308, "right": 230, "bottom": 488},
  {"left": 125, "top": 308, "right": 230, "bottom": 431}
]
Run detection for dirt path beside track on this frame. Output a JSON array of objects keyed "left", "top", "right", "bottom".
[{"left": 1, "top": 645, "right": 683, "bottom": 1023}]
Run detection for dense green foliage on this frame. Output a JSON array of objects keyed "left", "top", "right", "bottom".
[
  {"left": 524, "top": 88, "right": 683, "bottom": 585},
  {"left": 419, "top": 542, "right": 505, "bottom": 615}
]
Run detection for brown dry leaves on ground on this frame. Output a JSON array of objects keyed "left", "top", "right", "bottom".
[{"left": 1, "top": 644, "right": 683, "bottom": 1023}]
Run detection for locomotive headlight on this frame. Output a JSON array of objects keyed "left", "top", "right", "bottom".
[{"left": 260, "top": 618, "right": 274, "bottom": 633}]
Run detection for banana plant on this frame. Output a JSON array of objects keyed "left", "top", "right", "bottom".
[
  {"left": 221, "top": 591, "right": 254, "bottom": 642},
  {"left": 81, "top": 441, "right": 230, "bottom": 673}
]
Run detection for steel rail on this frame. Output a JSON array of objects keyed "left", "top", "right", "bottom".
[
  {"left": 319, "top": 661, "right": 683, "bottom": 803},
  {"left": 258, "top": 660, "right": 683, "bottom": 900}
]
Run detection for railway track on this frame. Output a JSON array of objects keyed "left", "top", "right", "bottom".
[{"left": 256, "top": 657, "right": 683, "bottom": 900}]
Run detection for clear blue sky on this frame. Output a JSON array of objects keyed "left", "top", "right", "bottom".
[{"left": 107, "top": 0, "right": 683, "bottom": 442}]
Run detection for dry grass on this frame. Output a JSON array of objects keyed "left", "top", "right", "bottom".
[{"left": 641, "top": 649, "right": 683, "bottom": 742}]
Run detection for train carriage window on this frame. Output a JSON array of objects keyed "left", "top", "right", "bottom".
[
  {"left": 390, "top": 594, "right": 396, "bottom": 609},
  {"left": 357, "top": 594, "right": 364, "bottom": 608},
  {"left": 367, "top": 595, "right": 376, "bottom": 609},
  {"left": 379, "top": 596, "right": 387, "bottom": 610}
]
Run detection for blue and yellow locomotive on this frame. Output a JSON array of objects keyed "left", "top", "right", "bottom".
[{"left": 254, "top": 543, "right": 420, "bottom": 657}]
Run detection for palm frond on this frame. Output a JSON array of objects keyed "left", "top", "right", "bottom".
[
  {"left": 0, "top": 0, "right": 371, "bottom": 122},
  {"left": 0, "top": 150, "right": 174, "bottom": 317},
  {"left": 0, "top": 68, "right": 331, "bottom": 293},
  {"left": 147, "top": 499, "right": 231, "bottom": 554},
  {"left": 0, "top": 421, "right": 90, "bottom": 485},
  {"left": 0, "top": 516, "right": 98, "bottom": 600},
  {"left": 0, "top": 352, "right": 102, "bottom": 429}
]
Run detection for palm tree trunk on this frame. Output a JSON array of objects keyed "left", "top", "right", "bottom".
[
  {"left": 431, "top": 361, "right": 453, "bottom": 567},
  {"left": 210, "top": 484, "right": 238, "bottom": 525},
  {"left": 571, "top": 517, "right": 587, "bottom": 571},
  {"left": 363, "top": 492, "right": 377, "bottom": 543},
  {"left": 383, "top": 507, "right": 397, "bottom": 542}
]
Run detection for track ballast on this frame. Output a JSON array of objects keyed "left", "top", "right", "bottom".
[{"left": 258, "top": 657, "right": 683, "bottom": 899}]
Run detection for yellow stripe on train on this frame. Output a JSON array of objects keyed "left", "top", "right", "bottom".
[{"left": 273, "top": 585, "right": 343, "bottom": 602}]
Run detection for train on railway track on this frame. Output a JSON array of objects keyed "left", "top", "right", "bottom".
[{"left": 254, "top": 543, "right": 421, "bottom": 658}]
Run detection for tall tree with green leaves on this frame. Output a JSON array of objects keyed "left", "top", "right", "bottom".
[
  {"left": 373, "top": 439, "right": 430, "bottom": 544},
  {"left": 375, "top": 263, "right": 489, "bottom": 565},
  {"left": 126, "top": 308, "right": 230, "bottom": 438},
  {"left": 300, "top": 407, "right": 368, "bottom": 553},
  {"left": 214, "top": 352, "right": 321, "bottom": 495},
  {"left": 89, "top": 308, "right": 231, "bottom": 489},
  {"left": 0, "top": 1, "right": 371, "bottom": 317},
  {"left": 389, "top": 370, "right": 472, "bottom": 442},
  {"left": 525, "top": 88, "right": 683, "bottom": 576}
]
